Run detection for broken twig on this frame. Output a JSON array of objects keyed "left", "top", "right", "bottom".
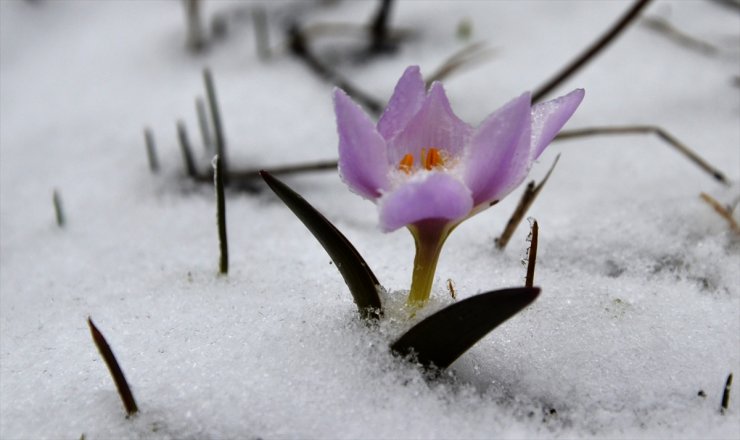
[
  {"left": 525, "top": 219, "right": 539, "bottom": 288},
  {"left": 496, "top": 155, "right": 559, "bottom": 250},
  {"left": 700, "top": 193, "right": 740, "bottom": 234}
]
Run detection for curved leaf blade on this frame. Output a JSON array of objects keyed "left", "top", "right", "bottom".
[
  {"left": 391, "top": 287, "right": 540, "bottom": 369},
  {"left": 260, "top": 171, "right": 383, "bottom": 319}
]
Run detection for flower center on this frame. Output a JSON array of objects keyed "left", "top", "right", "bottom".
[{"left": 398, "top": 148, "right": 445, "bottom": 174}]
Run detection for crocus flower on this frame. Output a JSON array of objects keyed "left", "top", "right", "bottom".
[{"left": 334, "top": 66, "right": 584, "bottom": 305}]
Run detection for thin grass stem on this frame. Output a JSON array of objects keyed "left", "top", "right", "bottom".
[{"left": 213, "top": 155, "right": 229, "bottom": 274}]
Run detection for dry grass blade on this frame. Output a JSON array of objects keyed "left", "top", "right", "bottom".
[
  {"left": 555, "top": 126, "right": 730, "bottom": 185},
  {"left": 177, "top": 121, "right": 198, "bottom": 178},
  {"left": 195, "top": 97, "right": 212, "bottom": 153},
  {"left": 496, "top": 155, "right": 559, "bottom": 250},
  {"left": 143, "top": 128, "right": 159, "bottom": 173},
  {"left": 214, "top": 155, "right": 229, "bottom": 274},
  {"left": 183, "top": 0, "right": 206, "bottom": 52},
  {"left": 52, "top": 189, "right": 65, "bottom": 227},
  {"left": 252, "top": 6, "right": 271, "bottom": 60},
  {"left": 525, "top": 220, "right": 539, "bottom": 288},
  {"left": 425, "top": 42, "right": 497, "bottom": 88},
  {"left": 204, "top": 68, "right": 227, "bottom": 174},
  {"left": 700, "top": 193, "right": 740, "bottom": 234},
  {"left": 721, "top": 373, "right": 733, "bottom": 414},
  {"left": 88, "top": 318, "right": 138, "bottom": 417}
]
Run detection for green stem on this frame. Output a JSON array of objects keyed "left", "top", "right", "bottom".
[{"left": 407, "top": 221, "right": 451, "bottom": 306}]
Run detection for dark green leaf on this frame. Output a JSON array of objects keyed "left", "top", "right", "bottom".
[
  {"left": 391, "top": 287, "right": 540, "bottom": 369},
  {"left": 260, "top": 171, "right": 382, "bottom": 319}
]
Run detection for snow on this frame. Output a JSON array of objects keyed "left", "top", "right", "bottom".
[{"left": 1, "top": 0, "right": 738, "bottom": 439}]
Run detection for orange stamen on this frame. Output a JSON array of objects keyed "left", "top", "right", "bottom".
[
  {"left": 424, "top": 147, "right": 444, "bottom": 170},
  {"left": 399, "top": 153, "right": 414, "bottom": 174}
]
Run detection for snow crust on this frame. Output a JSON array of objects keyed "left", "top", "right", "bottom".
[{"left": 1, "top": 1, "right": 738, "bottom": 438}]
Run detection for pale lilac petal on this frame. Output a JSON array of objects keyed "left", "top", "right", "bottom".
[
  {"left": 387, "top": 82, "right": 472, "bottom": 165},
  {"left": 531, "top": 88, "right": 584, "bottom": 158},
  {"left": 376, "top": 65, "right": 426, "bottom": 141},
  {"left": 463, "top": 92, "right": 533, "bottom": 206},
  {"left": 334, "top": 88, "right": 390, "bottom": 199},
  {"left": 378, "top": 173, "right": 473, "bottom": 232}
]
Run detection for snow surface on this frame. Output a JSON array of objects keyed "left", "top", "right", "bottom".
[{"left": 1, "top": 0, "right": 739, "bottom": 439}]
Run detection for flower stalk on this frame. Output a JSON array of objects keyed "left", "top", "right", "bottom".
[{"left": 408, "top": 221, "right": 452, "bottom": 305}]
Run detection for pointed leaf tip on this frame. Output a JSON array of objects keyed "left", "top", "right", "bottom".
[
  {"left": 391, "top": 287, "right": 540, "bottom": 369},
  {"left": 260, "top": 171, "right": 383, "bottom": 320}
]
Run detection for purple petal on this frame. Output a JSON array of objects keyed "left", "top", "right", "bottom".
[
  {"left": 378, "top": 173, "right": 473, "bottom": 232},
  {"left": 463, "top": 92, "right": 533, "bottom": 206},
  {"left": 377, "top": 66, "right": 426, "bottom": 141},
  {"left": 386, "top": 82, "right": 472, "bottom": 165},
  {"left": 334, "top": 88, "right": 390, "bottom": 199},
  {"left": 531, "top": 88, "right": 584, "bottom": 158}
]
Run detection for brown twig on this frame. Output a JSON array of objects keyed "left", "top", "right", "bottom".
[
  {"left": 192, "top": 159, "right": 338, "bottom": 184},
  {"left": 554, "top": 126, "right": 730, "bottom": 185},
  {"left": 425, "top": 42, "right": 498, "bottom": 88},
  {"left": 447, "top": 278, "right": 457, "bottom": 300},
  {"left": 368, "top": 0, "right": 397, "bottom": 53},
  {"left": 183, "top": 0, "right": 207, "bottom": 53},
  {"left": 525, "top": 220, "right": 539, "bottom": 288},
  {"left": 700, "top": 193, "right": 740, "bottom": 234},
  {"left": 287, "top": 25, "right": 384, "bottom": 115},
  {"left": 642, "top": 16, "right": 718, "bottom": 56},
  {"left": 252, "top": 6, "right": 271, "bottom": 60},
  {"left": 532, "top": 0, "right": 654, "bottom": 102},
  {"left": 710, "top": 0, "right": 740, "bottom": 13},
  {"left": 496, "top": 155, "right": 560, "bottom": 250},
  {"left": 88, "top": 318, "right": 138, "bottom": 417}
]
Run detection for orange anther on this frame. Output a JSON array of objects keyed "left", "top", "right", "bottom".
[
  {"left": 424, "top": 148, "right": 444, "bottom": 170},
  {"left": 399, "top": 153, "right": 414, "bottom": 174}
]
